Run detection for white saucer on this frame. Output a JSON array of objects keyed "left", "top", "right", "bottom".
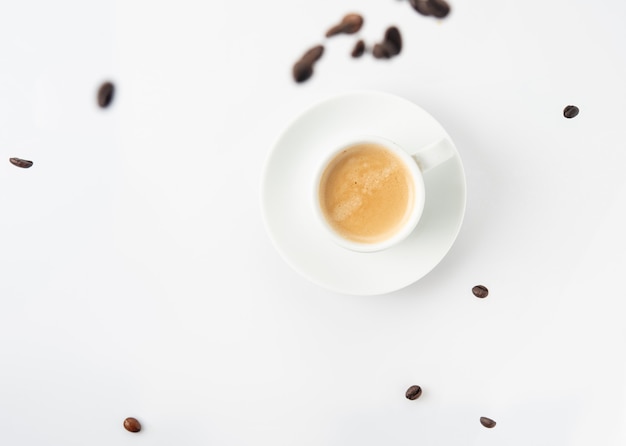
[{"left": 261, "top": 90, "right": 466, "bottom": 295}]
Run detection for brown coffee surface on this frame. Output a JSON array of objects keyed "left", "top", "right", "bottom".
[{"left": 319, "top": 143, "right": 414, "bottom": 244}]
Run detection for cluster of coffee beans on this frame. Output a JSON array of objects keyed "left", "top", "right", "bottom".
[
  {"left": 347, "top": 25, "right": 403, "bottom": 61},
  {"left": 291, "top": 0, "right": 456, "bottom": 83},
  {"left": 292, "top": 13, "right": 363, "bottom": 83},
  {"left": 293, "top": 13, "right": 409, "bottom": 83}
]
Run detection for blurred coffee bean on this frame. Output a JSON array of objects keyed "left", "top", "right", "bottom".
[
  {"left": 373, "top": 26, "right": 402, "bottom": 59},
  {"left": 373, "top": 43, "right": 391, "bottom": 59},
  {"left": 480, "top": 417, "right": 496, "bottom": 428},
  {"left": 384, "top": 26, "right": 402, "bottom": 55},
  {"left": 293, "top": 61, "right": 314, "bottom": 83},
  {"left": 409, "top": 0, "right": 433, "bottom": 16},
  {"left": 292, "top": 45, "right": 324, "bottom": 83},
  {"left": 123, "top": 417, "right": 142, "bottom": 433},
  {"left": 351, "top": 40, "right": 366, "bottom": 58},
  {"left": 409, "top": 0, "right": 451, "bottom": 18},
  {"left": 9, "top": 157, "right": 34, "bottom": 169},
  {"left": 472, "top": 285, "right": 489, "bottom": 298},
  {"left": 428, "top": 0, "right": 451, "bottom": 18},
  {"left": 301, "top": 45, "right": 324, "bottom": 64},
  {"left": 97, "top": 81, "right": 115, "bottom": 108},
  {"left": 563, "top": 105, "right": 579, "bottom": 118},
  {"left": 405, "top": 385, "right": 422, "bottom": 400},
  {"left": 326, "top": 13, "right": 364, "bottom": 37}
]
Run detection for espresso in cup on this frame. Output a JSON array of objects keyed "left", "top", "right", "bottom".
[
  {"left": 318, "top": 142, "right": 415, "bottom": 244},
  {"left": 315, "top": 136, "right": 452, "bottom": 252}
]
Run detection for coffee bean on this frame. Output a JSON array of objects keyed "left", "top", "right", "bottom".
[
  {"left": 480, "top": 416, "right": 496, "bottom": 428},
  {"left": 97, "top": 81, "right": 115, "bottom": 108},
  {"left": 326, "top": 13, "right": 364, "bottom": 37},
  {"left": 405, "top": 385, "right": 422, "bottom": 400},
  {"left": 9, "top": 157, "right": 34, "bottom": 169},
  {"left": 373, "top": 26, "right": 402, "bottom": 59},
  {"left": 351, "top": 40, "right": 366, "bottom": 58},
  {"left": 373, "top": 43, "right": 392, "bottom": 59},
  {"left": 409, "top": 0, "right": 451, "bottom": 18},
  {"left": 409, "top": 0, "right": 433, "bottom": 16},
  {"left": 292, "top": 45, "right": 324, "bottom": 83},
  {"left": 428, "top": 0, "right": 451, "bottom": 18},
  {"left": 384, "top": 26, "right": 402, "bottom": 55},
  {"left": 293, "top": 61, "right": 314, "bottom": 83},
  {"left": 472, "top": 285, "right": 489, "bottom": 298},
  {"left": 563, "top": 105, "right": 579, "bottom": 119},
  {"left": 123, "top": 417, "right": 142, "bottom": 433},
  {"left": 301, "top": 45, "right": 324, "bottom": 65}
]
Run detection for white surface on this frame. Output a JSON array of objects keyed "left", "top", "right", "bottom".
[
  {"left": 1, "top": 0, "right": 626, "bottom": 445},
  {"left": 261, "top": 91, "right": 466, "bottom": 293}
]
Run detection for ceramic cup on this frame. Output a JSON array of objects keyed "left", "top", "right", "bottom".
[{"left": 313, "top": 135, "right": 454, "bottom": 253}]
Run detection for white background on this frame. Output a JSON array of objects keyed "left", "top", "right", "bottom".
[{"left": 1, "top": 0, "right": 626, "bottom": 444}]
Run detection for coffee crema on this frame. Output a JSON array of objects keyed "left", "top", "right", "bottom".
[{"left": 318, "top": 143, "right": 414, "bottom": 244}]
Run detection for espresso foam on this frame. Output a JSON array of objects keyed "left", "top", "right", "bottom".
[{"left": 318, "top": 143, "right": 414, "bottom": 244}]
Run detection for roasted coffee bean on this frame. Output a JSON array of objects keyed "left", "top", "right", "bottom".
[
  {"left": 373, "top": 43, "right": 391, "bottom": 59},
  {"left": 373, "top": 26, "right": 402, "bottom": 59},
  {"left": 292, "top": 61, "right": 314, "bottom": 83},
  {"left": 405, "top": 385, "right": 422, "bottom": 400},
  {"left": 326, "top": 13, "right": 364, "bottom": 37},
  {"left": 384, "top": 26, "right": 402, "bottom": 55},
  {"left": 9, "top": 157, "right": 34, "bottom": 169},
  {"left": 97, "top": 81, "right": 115, "bottom": 108},
  {"left": 301, "top": 45, "right": 324, "bottom": 64},
  {"left": 480, "top": 417, "right": 496, "bottom": 428},
  {"left": 409, "top": 0, "right": 433, "bottom": 16},
  {"left": 428, "top": 0, "right": 451, "bottom": 18},
  {"left": 472, "top": 285, "right": 489, "bottom": 298},
  {"left": 351, "top": 40, "right": 366, "bottom": 58},
  {"left": 563, "top": 105, "right": 579, "bottom": 119},
  {"left": 292, "top": 45, "right": 324, "bottom": 83},
  {"left": 409, "top": 0, "right": 451, "bottom": 18},
  {"left": 123, "top": 417, "right": 142, "bottom": 433}
]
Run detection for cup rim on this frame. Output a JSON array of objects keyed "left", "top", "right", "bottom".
[{"left": 313, "top": 135, "right": 426, "bottom": 253}]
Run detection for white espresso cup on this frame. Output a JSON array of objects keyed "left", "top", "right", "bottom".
[{"left": 313, "top": 135, "right": 454, "bottom": 252}]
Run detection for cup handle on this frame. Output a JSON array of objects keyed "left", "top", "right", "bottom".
[{"left": 411, "top": 138, "right": 455, "bottom": 173}]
